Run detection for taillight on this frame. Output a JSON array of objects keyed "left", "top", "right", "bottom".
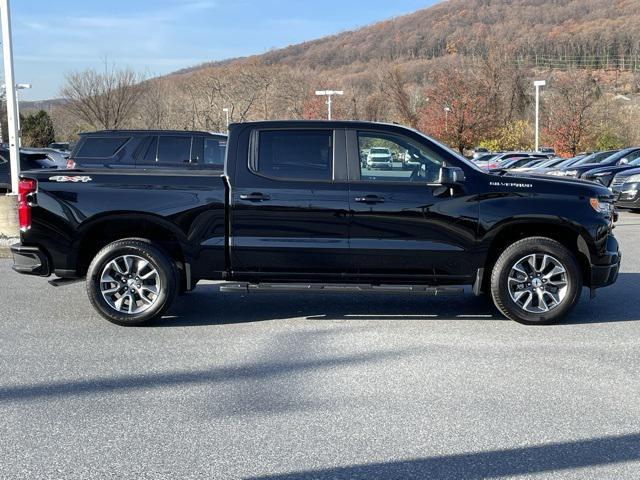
[
  {"left": 18, "top": 178, "right": 37, "bottom": 232},
  {"left": 66, "top": 158, "right": 76, "bottom": 169}
]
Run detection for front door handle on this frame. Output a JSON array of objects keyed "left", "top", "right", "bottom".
[
  {"left": 240, "top": 192, "right": 271, "bottom": 202},
  {"left": 355, "top": 195, "right": 385, "bottom": 204}
]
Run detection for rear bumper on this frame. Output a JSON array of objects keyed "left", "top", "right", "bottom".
[
  {"left": 11, "top": 243, "right": 51, "bottom": 277},
  {"left": 590, "top": 235, "right": 621, "bottom": 289}
]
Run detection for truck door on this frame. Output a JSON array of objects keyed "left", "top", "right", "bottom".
[
  {"left": 346, "top": 128, "right": 479, "bottom": 283},
  {"left": 230, "top": 128, "right": 351, "bottom": 277}
]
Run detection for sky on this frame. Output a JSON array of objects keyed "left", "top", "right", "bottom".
[{"left": 7, "top": 0, "right": 439, "bottom": 101}]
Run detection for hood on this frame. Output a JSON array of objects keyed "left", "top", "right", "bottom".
[
  {"left": 613, "top": 166, "right": 640, "bottom": 179},
  {"left": 584, "top": 164, "right": 636, "bottom": 176},
  {"left": 488, "top": 171, "right": 613, "bottom": 198}
]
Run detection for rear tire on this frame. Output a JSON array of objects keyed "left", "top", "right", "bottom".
[
  {"left": 86, "top": 239, "right": 178, "bottom": 326},
  {"left": 491, "top": 237, "right": 582, "bottom": 325}
]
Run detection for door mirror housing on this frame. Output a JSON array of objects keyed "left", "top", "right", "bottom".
[{"left": 439, "top": 166, "right": 466, "bottom": 185}]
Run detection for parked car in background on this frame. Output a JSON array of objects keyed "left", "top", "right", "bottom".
[
  {"left": 535, "top": 155, "right": 585, "bottom": 175},
  {"left": 365, "top": 147, "right": 393, "bottom": 169},
  {"left": 547, "top": 151, "right": 620, "bottom": 178},
  {"left": 488, "top": 156, "right": 539, "bottom": 171},
  {"left": 538, "top": 147, "right": 556, "bottom": 156},
  {"left": 611, "top": 167, "right": 640, "bottom": 211},
  {"left": 581, "top": 148, "right": 640, "bottom": 186},
  {"left": 510, "top": 157, "right": 567, "bottom": 174},
  {"left": 475, "top": 152, "right": 548, "bottom": 170},
  {"left": 472, "top": 147, "right": 490, "bottom": 160},
  {"left": 0, "top": 148, "right": 62, "bottom": 193},
  {"left": 22, "top": 148, "right": 68, "bottom": 168},
  {"left": 48, "top": 142, "right": 73, "bottom": 156},
  {"left": 67, "top": 130, "right": 227, "bottom": 170}
]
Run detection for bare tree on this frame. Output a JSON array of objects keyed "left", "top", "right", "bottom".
[
  {"left": 60, "top": 63, "right": 147, "bottom": 130},
  {"left": 545, "top": 70, "right": 601, "bottom": 155},
  {"left": 381, "top": 66, "right": 421, "bottom": 128}
]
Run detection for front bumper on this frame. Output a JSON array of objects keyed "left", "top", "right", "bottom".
[
  {"left": 11, "top": 243, "right": 51, "bottom": 277},
  {"left": 590, "top": 235, "right": 621, "bottom": 289},
  {"left": 614, "top": 182, "right": 640, "bottom": 209}
]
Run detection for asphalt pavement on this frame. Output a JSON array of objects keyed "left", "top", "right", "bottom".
[{"left": 1, "top": 213, "right": 640, "bottom": 479}]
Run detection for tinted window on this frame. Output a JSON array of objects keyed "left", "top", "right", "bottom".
[
  {"left": 191, "top": 136, "right": 204, "bottom": 164},
  {"left": 358, "top": 131, "right": 444, "bottom": 183},
  {"left": 77, "top": 137, "right": 128, "bottom": 158},
  {"left": 257, "top": 130, "right": 332, "bottom": 181},
  {"left": 157, "top": 136, "right": 191, "bottom": 164},
  {"left": 204, "top": 139, "right": 225, "bottom": 167},
  {"left": 141, "top": 137, "right": 158, "bottom": 163}
]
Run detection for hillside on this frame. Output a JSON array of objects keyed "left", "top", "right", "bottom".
[
  {"left": 187, "top": 0, "right": 640, "bottom": 74},
  {"left": 42, "top": 0, "right": 640, "bottom": 154}
]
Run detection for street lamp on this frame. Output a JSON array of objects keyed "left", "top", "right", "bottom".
[
  {"left": 222, "top": 108, "right": 230, "bottom": 131},
  {"left": 315, "top": 90, "right": 344, "bottom": 120},
  {"left": 534, "top": 80, "right": 546, "bottom": 152},
  {"left": 1, "top": 0, "right": 21, "bottom": 194},
  {"left": 15, "top": 83, "right": 31, "bottom": 146}
]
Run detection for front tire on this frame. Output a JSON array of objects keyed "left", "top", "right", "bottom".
[
  {"left": 491, "top": 237, "right": 582, "bottom": 325},
  {"left": 86, "top": 239, "right": 178, "bottom": 326}
]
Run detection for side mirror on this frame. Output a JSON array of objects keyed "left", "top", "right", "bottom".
[
  {"left": 439, "top": 166, "right": 466, "bottom": 185},
  {"left": 619, "top": 158, "right": 629, "bottom": 165}
]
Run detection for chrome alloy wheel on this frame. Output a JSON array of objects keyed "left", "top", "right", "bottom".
[
  {"left": 99, "top": 255, "right": 161, "bottom": 315},
  {"left": 508, "top": 254, "right": 568, "bottom": 314}
]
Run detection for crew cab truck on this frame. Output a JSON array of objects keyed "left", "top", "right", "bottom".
[{"left": 11, "top": 121, "right": 621, "bottom": 326}]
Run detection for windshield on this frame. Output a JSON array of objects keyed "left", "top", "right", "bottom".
[
  {"left": 474, "top": 154, "right": 495, "bottom": 163},
  {"left": 572, "top": 151, "right": 616, "bottom": 167},
  {"left": 529, "top": 158, "right": 557, "bottom": 169},
  {"left": 555, "top": 156, "right": 584, "bottom": 169}
]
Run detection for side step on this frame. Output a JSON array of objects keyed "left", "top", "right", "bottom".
[{"left": 219, "top": 283, "right": 465, "bottom": 296}]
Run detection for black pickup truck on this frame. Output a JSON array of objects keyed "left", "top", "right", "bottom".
[{"left": 11, "top": 121, "right": 621, "bottom": 326}]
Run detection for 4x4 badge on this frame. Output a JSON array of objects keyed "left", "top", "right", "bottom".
[{"left": 49, "top": 175, "right": 92, "bottom": 183}]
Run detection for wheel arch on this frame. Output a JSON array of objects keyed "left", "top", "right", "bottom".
[
  {"left": 482, "top": 219, "right": 592, "bottom": 291},
  {"left": 73, "top": 212, "right": 191, "bottom": 283}
]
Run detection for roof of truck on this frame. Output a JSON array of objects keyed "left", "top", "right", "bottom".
[{"left": 79, "top": 130, "right": 228, "bottom": 137}]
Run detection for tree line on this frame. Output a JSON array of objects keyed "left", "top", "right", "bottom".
[{"left": 33, "top": 53, "right": 638, "bottom": 157}]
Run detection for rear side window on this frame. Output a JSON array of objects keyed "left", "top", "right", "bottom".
[
  {"left": 257, "top": 130, "right": 332, "bottom": 181},
  {"left": 204, "top": 138, "right": 225, "bottom": 167},
  {"left": 77, "top": 137, "right": 129, "bottom": 158},
  {"left": 157, "top": 136, "right": 191, "bottom": 164},
  {"left": 139, "top": 137, "right": 158, "bottom": 163}
]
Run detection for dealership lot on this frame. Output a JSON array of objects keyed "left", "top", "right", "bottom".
[{"left": 1, "top": 214, "right": 639, "bottom": 479}]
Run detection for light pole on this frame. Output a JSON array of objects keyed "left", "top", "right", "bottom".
[
  {"left": 315, "top": 90, "right": 344, "bottom": 120},
  {"left": 222, "top": 108, "right": 230, "bottom": 131},
  {"left": 1, "top": 0, "right": 21, "bottom": 194},
  {"left": 534, "top": 80, "right": 546, "bottom": 152},
  {"left": 15, "top": 83, "right": 31, "bottom": 146},
  {"left": 444, "top": 106, "right": 451, "bottom": 133}
]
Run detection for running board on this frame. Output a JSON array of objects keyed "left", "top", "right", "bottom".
[{"left": 219, "top": 283, "right": 465, "bottom": 296}]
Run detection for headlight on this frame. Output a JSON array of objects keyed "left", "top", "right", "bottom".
[
  {"left": 625, "top": 174, "right": 640, "bottom": 184},
  {"left": 589, "top": 198, "right": 613, "bottom": 215},
  {"left": 565, "top": 170, "right": 578, "bottom": 177}
]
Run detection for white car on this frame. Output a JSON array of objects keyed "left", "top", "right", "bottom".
[{"left": 366, "top": 148, "right": 393, "bottom": 169}]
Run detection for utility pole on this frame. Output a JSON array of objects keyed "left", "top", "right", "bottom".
[
  {"left": 534, "top": 80, "right": 546, "bottom": 152},
  {"left": 1, "top": 0, "right": 20, "bottom": 194}
]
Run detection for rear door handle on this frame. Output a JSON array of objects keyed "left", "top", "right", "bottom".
[
  {"left": 240, "top": 192, "right": 271, "bottom": 202},
  {"left": 355, "top": 195, "right": 385, "bottom": 204}
]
